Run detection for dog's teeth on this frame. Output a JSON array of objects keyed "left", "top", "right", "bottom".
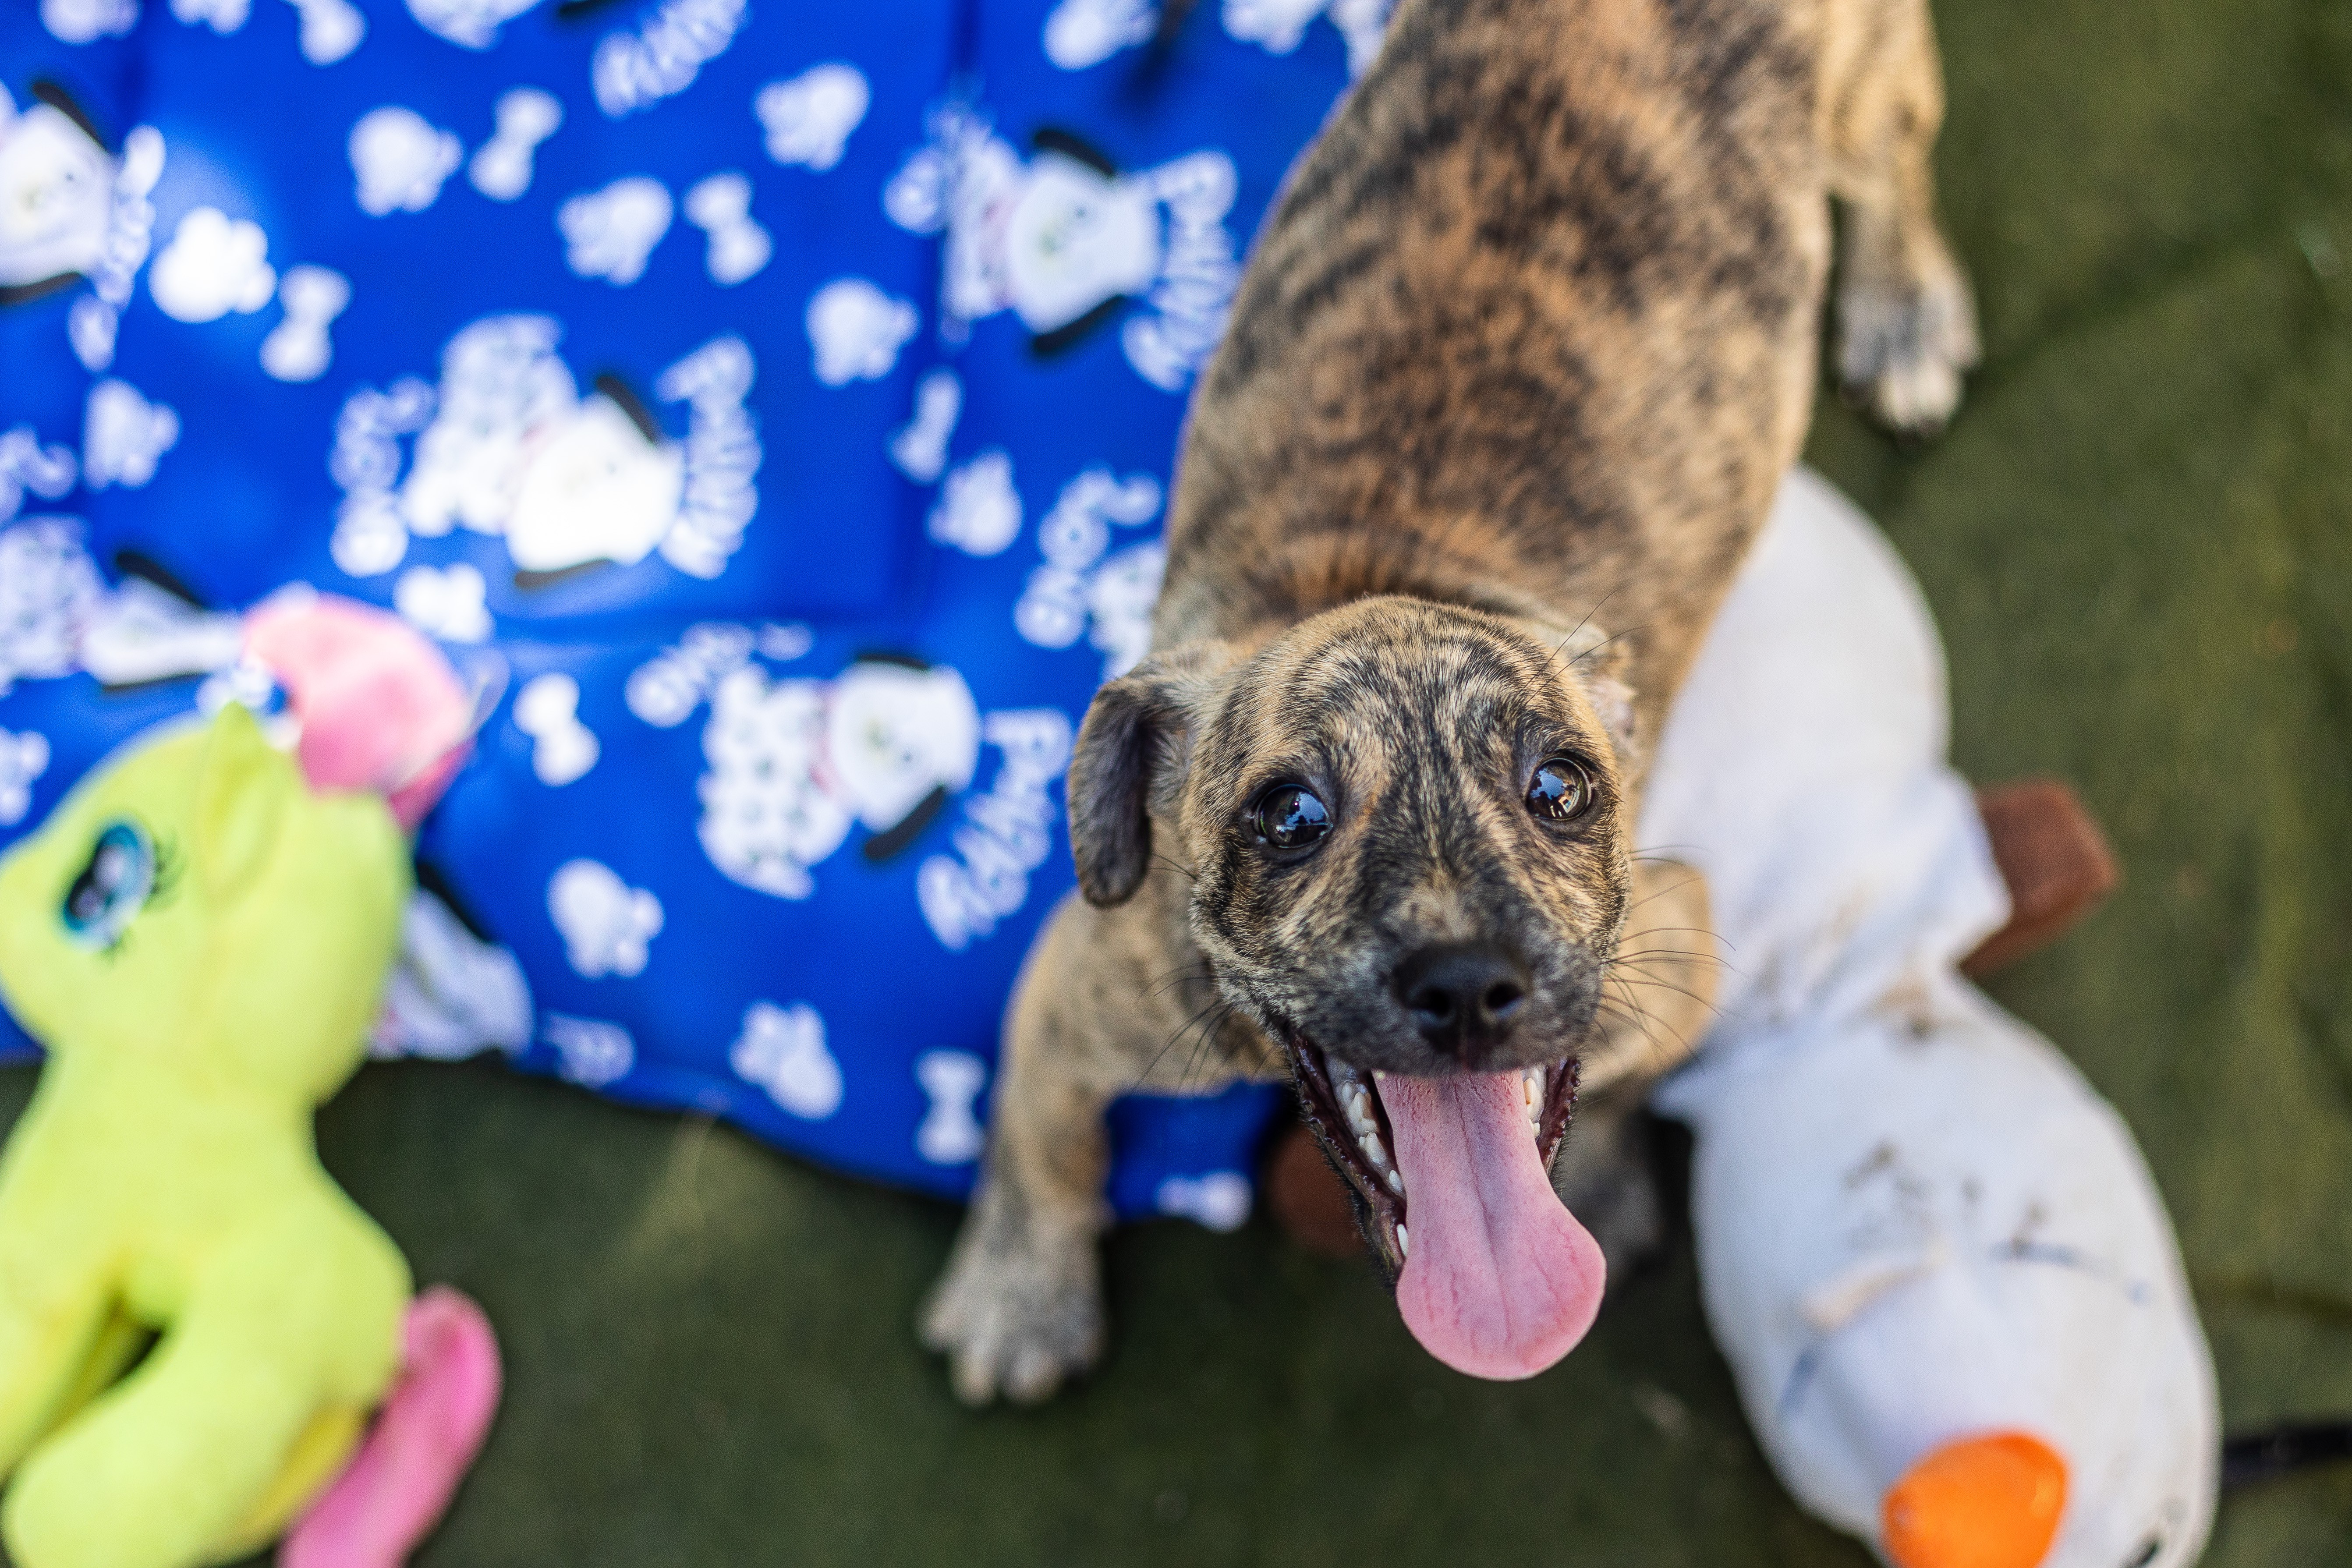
[
  {"left": 1395, "top": 1223, "right": 1410, "bottom": 1259},
  {"left": 1386, "top": 1168, "right": 1405, "bottom": 1195},
  {"left": 1360, "top": 1134, "right": 1390, "bottom": 1170}
]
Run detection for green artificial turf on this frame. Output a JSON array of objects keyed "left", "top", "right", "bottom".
[{"left": 13, "top": 0, "right": 2352, "bottom": 1561}]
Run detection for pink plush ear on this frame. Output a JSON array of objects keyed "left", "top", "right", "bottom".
[
  {"left": 279, "top": 1287, "right": 503, "bottom": 1568},
  {"left": 244, "top": 594, "right": 476, "bottom": 831}
]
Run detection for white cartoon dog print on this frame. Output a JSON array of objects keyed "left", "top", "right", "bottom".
[
  {"left": 694, "top": 655, "right": 983, "bottom": 899},
  {"left": 0, "top": 82, "right": 117, "bottom": 296},
  {"left": 624, "top": 629, "right": 986, "bottom": 902},
  {"left": 885, "top": 106, "right": 1240, "bottom": 390},
  {"left": 329, "top": 315, "right": 760, "bottom": 584},
  {"left": 0, "top": 79, "right": 166, "bottom": 372}
]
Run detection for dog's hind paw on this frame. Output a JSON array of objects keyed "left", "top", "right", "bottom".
[
  {"left": 1837, "top": 265, "right": 1980, "bottom": 436},
  {"left": 921, "top": 1228, "right": 1103, "bottom": 1406}
]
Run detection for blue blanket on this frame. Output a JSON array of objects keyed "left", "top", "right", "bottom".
[{"left": 0, "top": 0, "right": 1388, "bottom": 1223}]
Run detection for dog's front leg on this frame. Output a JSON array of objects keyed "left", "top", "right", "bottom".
[{"left": 922, "top": 890, "right": 1234, "bottom": 1405}]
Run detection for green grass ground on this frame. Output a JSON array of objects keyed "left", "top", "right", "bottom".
[{"left": 13, "top": 0, "right": 2352, "bottom": 1560}]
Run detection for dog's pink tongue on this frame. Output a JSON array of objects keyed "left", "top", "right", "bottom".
[{"left": 1383, "top": 1072, "right": 1605, "bottom": 1380}]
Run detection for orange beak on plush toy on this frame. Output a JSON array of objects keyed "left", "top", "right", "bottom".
[{"left": 1882, "top": 1430, "right": 2069, "bottom": 1568}]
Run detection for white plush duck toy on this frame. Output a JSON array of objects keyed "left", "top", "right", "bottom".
[{"left": 1643, "top": 469, "right": 2220, "bottom": 1568}]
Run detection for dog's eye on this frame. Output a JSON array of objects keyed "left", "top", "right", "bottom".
[
  {"left": 1250, "top": 784, "right": 1332, "bottom": 852},
  {"left": 1527, "top": 756, "right": 1597, "bottom": 822},
  {"left": 61, "top": 820, "right": 156, "bottom": 950},
  {"left": 2122, "top": 1535, "right": 2165, "bottom": 1568}
]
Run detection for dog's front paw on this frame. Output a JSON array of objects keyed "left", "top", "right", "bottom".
[
  {"left": 921, "top": 1221, "right": 1103, "bottom": 1405},
  {"left": 1837, "top": 264, "right": 1981, "bottom": 436}
]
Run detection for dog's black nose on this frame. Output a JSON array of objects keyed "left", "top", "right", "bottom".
[{"left": 1392, "top": 943, "right": 1529, "bottom": 1059}]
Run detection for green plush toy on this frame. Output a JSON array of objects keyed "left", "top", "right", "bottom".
[{"left": 0, "top": 704, "right": 413, "bottom": 1568}]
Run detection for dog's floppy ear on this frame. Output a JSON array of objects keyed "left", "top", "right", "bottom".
[{"left": 1067, "top": 641, "right": 1236, "bottom": 907}]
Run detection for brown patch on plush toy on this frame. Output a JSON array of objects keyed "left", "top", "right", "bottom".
[{"left": 1962, "top": 779, "right": 2119, "bottom": 978}]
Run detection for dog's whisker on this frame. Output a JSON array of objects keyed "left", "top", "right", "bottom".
[{"left": 1605, "top": 973, "right": 1726, "bottom": 1019}]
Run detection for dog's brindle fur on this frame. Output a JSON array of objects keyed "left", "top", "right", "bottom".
[{"left": 925, "top": 0, "right": 1974, "bottom": 1403}]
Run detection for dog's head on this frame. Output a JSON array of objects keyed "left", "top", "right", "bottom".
[{"left": 1067, "top": 595, "right": 1632, "bottom": 1378}]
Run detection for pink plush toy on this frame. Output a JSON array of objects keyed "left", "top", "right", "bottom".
[{"left": 244, "top": 591, "right": 482, "bottom": 833}]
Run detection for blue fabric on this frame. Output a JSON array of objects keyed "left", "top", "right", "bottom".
[{"left": 0, "top": 0, "right": 1388, "bottom": 1222}]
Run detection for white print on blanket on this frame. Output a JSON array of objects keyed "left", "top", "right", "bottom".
[
  {"left": 683, "top": 173, "right": 771, "bottom": 286},
  {"left": 916, "top": 708, "right": 1073, "bottom": 952},
  {"left": 513, "top": 671, "right": 600, "bottom": 786},
  {"left": 914, "top": 1050, "right": 987, "bottom": 1164},
  {"left": 1013, "top": 466, "right": 1164, "bottom": 676},
  {"left": 405, "top": 0, "right": 545, "bottom": 51},
  {"left": 393, "top": 561, "right": 492, "bottom": 642},
  {"left": 542, "top": 1013, "right": 634, "bottom": 1087},
  {"left": 693, "top": 658, "right": 984, "bottom": 901},
  {"left": 284, "top": 0, "right": 367, "bottom": 64},
  {"left": 468, "top": 88, "right": 562, "bottom": 202},
  {"left": 42, "top": 0, "right": 138, "bottom": 44},
  {"left": 329, "top": 318, "right": 761, "bottom": 582},
  {"left": 350, "top": 107, "right": 463, "bottom": 217},
  {"left": 1156, "top": 1172, "right": 1253, "bottom": 1232},
  {"left": 890, "top": 368, "right": 962, "bottom": 485},
  {"left": 0, "top": 428, "right": 78, "bottom": 525},
  {"left": 730, "top": 1001, "right": 843, "bottom": 1119},
  {"left": 559, "top": 176, "right": 673, "bottom": 285},
  {"left": 1224, "top": 0, "right": 1393, "bottom": 74},
  {"left": 0, "top": 518, "right": 102, "bottom": 696},
  {"left": 1041, "top": 0, "right": 1392, "bottom": 77},
  {"left": 592, "top": 0, "right": 747, "bottom": 119},
  {"left": 885, "top": 105, "right": 1240, "bottom": 391},
  {"left": 126, "top": 0, "right": 364, "bottom": 60},
  {"left": 371, "top": 889, "right": 534, "bottom": 1062},
  {"left": 623, "top": 620, "right": 810, "bottom": 729},
  {"left": 167, "top": 0, "right": 247, "bottom": 32},
  {"left": 806, "top": 277, "right": 917, "bottom": 386},
  {"left": 259, "top": 265, "right": 350, "bottom": 382},
  {"left": 548, "top": 858, "right": 663, "bottom": 979},
  {"left": 0, "top": 86, "right": 164, "bottom": 372},
  {"left": 149, "top": 206, "right": 274, "bottom": 321},
  {"left": 926, "top": 448, "right": 1020, "bottom": 557},
  {"left": 0, "top": 727, "right": 50, "bottom": 827},
  {"left": 756, "top": 64, "right": 869, "bottom": 173},
  {"left": 82, "top": 379, "right": 179, "bottom": 489}
]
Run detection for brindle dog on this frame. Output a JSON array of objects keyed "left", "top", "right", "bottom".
[{"left": 924, "top": 0, "right": 1976, "bottom": 1402}]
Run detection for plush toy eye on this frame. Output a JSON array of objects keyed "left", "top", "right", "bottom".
[
  {"left": 1250, "top": 784, "right": 1332, "bottom": 852},
  {"left": 61, "top": 820, "right": 156, "bottom": 951},
  {"left": 1527, "top": 756, "right": 1598, "bottom": 822}
]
